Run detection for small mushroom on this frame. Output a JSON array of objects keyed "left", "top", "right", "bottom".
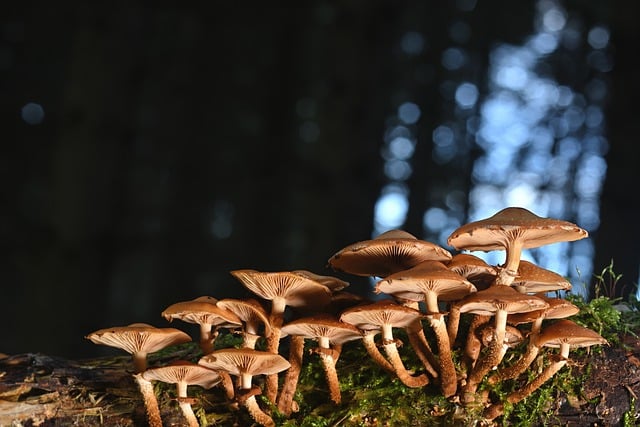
[
  {"left": 216, "top": 298, "right": 272, "bottom": 349},
  {"left": 340, "top": 299, "right": 429, "bottom": 388},
  {"left": 142, "top": 360, "right": 225, "bottom": 427},
  {"left": 483, "top": 319, "right": 607, "bottom": 420},
  {"left": 280, "top": 314, "right": 362, "bottom": 406},
  {"left": 85, "top": 323, "right": 192, "bottom": 373},
  {"left": 162, "top": 296, "right": 243, "bottom": 354},
  {"left": 327, "top": 229, "right": 452, "bottom": 278},
  {"left": 447, "top": 207, "right": 588, "bottom": 286},
  {"left": 510, "top": 260, "right": 573, "bottom": 294},
  {"left": 199, "top": 348, "right": 291, "bottom": 427}
]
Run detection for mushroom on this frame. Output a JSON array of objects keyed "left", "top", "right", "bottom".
[
  {"left": 327, "top": 229, "right": 452, "bottom": 278},
  {"left": 488, "top": 295, "right": 580, "bottom": 385},
  {"left": 279, "top": 314, "right": 362, "bottom": 407},
  {"left": 198, "top": 348, "right": 291, "bottom": 427},
  {"left": 132, "top": 372, "right": 163, "bottom": 427},
  {"left": 216, "top": 298, "right": 272, "bottom": 349},
  {"left": 375, "top": 260, "right": 477, "bottom": 396},
  {"left": 509, "top": 260, "right": 573, "bottom": 294},
  {"left": 453, "top": 286, "right": 549, "bottom": 401},
  {"left": 230, "top": 269, "right": 332, "bottom": 401},
  {"left": 483, "top": 319, "right": 608, "bottom": 421},
  {"left": 85, "top": 323, "right": 192, "bottom": 373},
  {"left": 292, "top": 269, "right": 350, "bottom": 293},
  {"left": 340, "top": 299, "right": 429, "bottom": 388},
  {"left": 142, "top": 360, "right": 225, "bottom": 427},
  {"left": 161, "top": 296, "right": 243, "bottom": 354},
  {"left": 476, "top": 323, "right": 524, "bottom": 364},
  {"left": 447, "top": 207, "right": 588, "bottom": 286}
]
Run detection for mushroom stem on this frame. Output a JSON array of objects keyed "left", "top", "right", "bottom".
[
  {"left": 175, "top": 382, "right": 199, "bottom": 427},
  {"left": 132, "top": 352, "right": 149, "bottom": 374},
  {"left": 401, "top": 300, "right": 439, "bottom": 378},
  {"left": 484, "top": 345, "right": 570, "bottom": 421},
  {"left": 133, "top": 373, "right": 163, "bottom": 427},
  {"left": 427, "top": 313, "right": 457, "bottom": 397},
  {"left": 361, "top": 331, "right": 396, "bottom": 375},
  {"left": 245, "top": 395, "right": 276, "bottom": 427},
  {"left": 463, "top": 314, "right": 490, "bottom": 372},
  {"left": 382, "top": 340, "right": 429, "bottom": 388},
  {"left": 265, "top": 299, "right": 286, "bottom": 402},
  {"left": 318, "top": 350, "right": 342, "bottom": 404},
  {"left": 198, "top": 323, "right": 216, "bottom": 354},
  {"left": 447, "top": 303, "right": 461, "bottom": 345},
  {"left": 277, "top": 335, "right": 305, "bottom": 415},
  {"left": 494, "top": 237, "right": 524, "bottom": 286},
  {"left": 488, "top": 318, "right": 544, "bottom": 385}
]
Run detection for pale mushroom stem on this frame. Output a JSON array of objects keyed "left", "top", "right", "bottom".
[
  {"left": 199, "top": 324, "right": 216, "bottom": 354},
  {"left": 484, "top": 344, "right": 570, "bottom": 421},
  {"left": 132, "top": 352, "right": 149, "bottom": 374},
  {"left": 463, "top": 309, "right": 508, "bottom": 400},
  {"left": 488, "top": 317, "right": 545, "bottom": 385},
  {"left": 361, "top": 331, "right": 396, "bottom": 375},
  {"left": 265, "top": 298, "right": 287, "bottom": 402},
  {"left": 176, "top": 382, "right": 199, "bottom": 427},
  {"left": 277, "top": 335, "right": 305, "bottom": 415},
  {"left": 133, "top": 373, "right": 163, "bottom": 427},
  {"left": 495, "top": 237, "right": 525, "bottom": 286}
]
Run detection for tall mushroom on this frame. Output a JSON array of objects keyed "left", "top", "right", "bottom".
[
  {"left": 162, "top": 296, "right": 243, "bottom": 354},
  {"left": 327, "top": 229, "right": 452, "bottom": 278},
  {"left": 230, "top": 269, "right": 332, "bottom": 401},
  {"left": 340, "top": 299, "right": 429, "bottom": 388},
  {"left": 447, "top": 207, "right": 588, "bottom": 287},
  {"left": 142, "top": 360, "right": 225, "bottom": 427},
  {"left": 375, "top": 260, "right": 477, "bottom": 396},
  {"left": 279, "top": 314, "right": 362, "bottom": 407},
  {"left": 483, "top": 319, "right": 607, "bottom": 420},
  {"left": 198, "top": 348, "right": 291, "bottom": 427}
]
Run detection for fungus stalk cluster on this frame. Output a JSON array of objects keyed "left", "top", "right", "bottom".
[{"left": 85, "top": 207, "right": 607, "bottom": 426}]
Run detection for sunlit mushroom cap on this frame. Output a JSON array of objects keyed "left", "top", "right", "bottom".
[
  {"left": 230, "top": 269, "right": 332, "bottom": 310},
  {"left": 327, "top": 229, "right": 452, "bottom": 278},
  {"left": 446, "top": 253, "right": 497, "bottom": 289},
  {"left": 281, "top": 315, "right": 362, "bottom": 346},
  {"left": 216, "top": 298, "right": 272, "bottom": 336},
  {"left": 511, "top": 261, "right": 572, "bottom": 294},
  {"left": 478, "top": 324, "right": 524, "bottom": 348},
  {"left": 508, "top": 295, "right": 580, "bottom": 325},
  {"left": 292, "top": 270, "right": 350, "bottom": 293},
  {"left": 85, "top": 323, "right": 192, "bottom": 355},
  {"left": 142, "top": 360, "right": 223, "bottom": 389},
  {"left": 447, "top": 207, "right": 588, "bottom": 252},
  {"left": 162, "top": 297, "right": 243, "bottom": 329},
  {"left": 375, "top": 260, "right": 476, "bottom": 303},
  {"left": 535, "top": 319, "right": 608, "bottom": 349},
  {"left": 198, "top": 348, "right": 291, "bottom": 377},
  {"left": 339, "top": 299, "right": 423, "bottom": 331},
  {"left": 455, "top": 286, "right": 549, "bottom": 316}
]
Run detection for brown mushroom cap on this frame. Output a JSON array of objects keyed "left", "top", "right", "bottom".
[
  {"left": 455, "top": 285, "right": 549, "bottom": 317},
  {"left": 198, "top": 348, "right": 291, "bottom": 381},
  {"left": 535, "top": 319, "right": 608, "bottom": 349},
  {"left": 508, "top": 295, "right": 579, "bottom": 325},
  {"left": 327, "top": 229, "right": 452, "bottom": 278},
  {"left": 142, "top": 360, "right": 223, "bottom": 390},
  {"left": 510, "top": 260, "right": 572, "bottom": 294},
  {"left": 339, "top": 299, "right": 423, "bottom": 340},
  {"left": 375, "top": 260, "right": 476, "bottom": 313},
  {"left": 446, "top": 253, "right": 497, "bottom": 290},
  {"left": 292, "top": 270, "right": 350, "bottom": 293},
  {"left": 85, "top": 323, "right": 192, "bottom": 372},
  {"left": 216, "top": 298, "right": 272, "bottom": 337},
  {"left": 281, "top": 315, "right": 362, "bottom": 347},
  {"left": 447, "top": 207, "right": 588, "bottom": 252},
  {"left": 162, "top": 297, "right": 243, "bottom": 329}
]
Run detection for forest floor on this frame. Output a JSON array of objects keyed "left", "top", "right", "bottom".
[{"left": 0, "top": 331, "right": 638, "bottom": 427}]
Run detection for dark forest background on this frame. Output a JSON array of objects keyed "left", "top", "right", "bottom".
[{"left": 2, "top": 1, "right": 639, "bottom": 359}]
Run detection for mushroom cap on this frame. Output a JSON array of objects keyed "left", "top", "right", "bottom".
[
  {"left": 162, "top": 297, "right": 243, "bottom": 328},
  {"left": 446, "top": 253, "right": 497, "bottom": 289},
  {"left": 455, "top": 285, "right": 549, "bottom": 316},
  {"left": 280, "top": 315, "right": 362, "bottom": 346},
  {"left": 339, "top": 299, "right": 423, "bottom": 331},
  {"left": 216, "top": 298, "right": 272, "bottom": 336},
  {"left": 447, "top": 207, "right": 588, "bottom": 252},
  {"left": 198, "top": 348, "right": 291, "bottom": 377},
  {"left": 85, "top": 323, "right": 192, "bottom": 355},
  {"left": 510, "top": 260, "right": 572, "bottom": 293},
  {"left": 374, "top": 260, "right": 477, "bottom": 303},
  {"left": 508, "top": 296, "right": 580, "bottom": 325},
  {"left": 292, "top": 270, "right": 350, "bottom": 293},
  {"left": 230, "top": 269, "right": 332, "bottom": 309},
  {"left": 535, "top": 319, "right": 608, "bottom": 349},
  {"left": 478, "top": 324, "right": 524, "bottom": 348},
  {"left": 142, "top": 360, "right": 223, "bottom": 390},
  {"left": 327, "top": 229, "right": 452, "bottom": 278}
]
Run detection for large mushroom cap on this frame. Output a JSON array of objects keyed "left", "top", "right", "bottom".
[
  {"left": 535, "top": 319, "right": 608, "bottom": 349},
  {"left": 142, "top": 360, "right": 223, "bottom": 390},
  {"left": 327, "top": 229, "right": 452, "bottom": 278},
  {"left": 86, "top": 323, "right": 192, "bottom": 356},
  {"left": 198, "top": 348, "right": 291, "bottom": 377},
  {"left": 339, "top": 299, "right": 423, "bottom": 332},
  {"left": 230, "top": 269, "right": 332, "bottom": 311},
  {"left": 375, "top": 260, "right": 476, "bottom": 305},
  {"left": 281, "top": 315, "right": 362, "bottom": 346},
  {"left": 455, "top": 285, "right": 549, "bottom": 316},
  {"left": 447, "top": 207, "right": 588, "bottom": 252}
]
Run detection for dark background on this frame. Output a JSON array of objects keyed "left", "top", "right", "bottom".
[{"left": 2, "top": 1, "right": 639, "bottom": 359}]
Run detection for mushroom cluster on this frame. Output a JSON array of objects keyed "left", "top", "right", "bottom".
[{"left": 85, "top": 207, "right": 607, "bottom": 425}]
